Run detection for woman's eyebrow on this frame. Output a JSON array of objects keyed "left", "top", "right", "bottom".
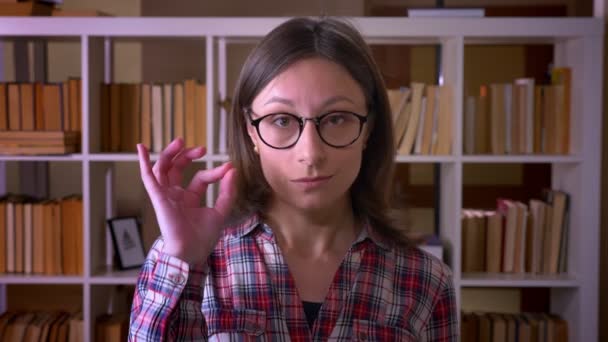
[
  {"left": 321, "top": 95, "right": 355, "bottom": 108},
  {"left": 263, "top": 95, "right": 355, "bottom": 108},
  {"left": 264, "top": 96, "right": 295, "bottom": 107}
]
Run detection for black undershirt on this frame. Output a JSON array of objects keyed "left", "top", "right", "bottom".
[{"left": 302, "top": 301, "right": 323, "bottom": 327}]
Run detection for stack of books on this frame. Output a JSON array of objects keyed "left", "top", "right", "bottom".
[{"left": 0, "top": 80, "right": 81, "bottom": 155}]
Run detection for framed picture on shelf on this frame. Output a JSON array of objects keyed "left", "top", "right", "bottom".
[{"left": 107, "top": 216, "right": 146, "bottom": 270}]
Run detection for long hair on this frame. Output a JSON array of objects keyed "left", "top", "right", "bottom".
[{"left": 228, "top": 17, "right": 409, "bottom": 246}]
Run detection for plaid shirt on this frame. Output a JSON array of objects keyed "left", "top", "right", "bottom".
[{"left": 129, "top": 215, "right": 458, "bottom": 341}]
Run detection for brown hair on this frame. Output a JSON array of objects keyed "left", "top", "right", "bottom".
[{"left": 228, "top": 17, "right": 409, "bottom": 246}]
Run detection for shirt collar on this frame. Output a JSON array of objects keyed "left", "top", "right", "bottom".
[{"left": 229, "top": 212, "right": 391, "bottom": 252}]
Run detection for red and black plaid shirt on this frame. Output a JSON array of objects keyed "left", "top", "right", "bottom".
[{"left": 129, "top": 214, "right": 458, "bottom": 341}]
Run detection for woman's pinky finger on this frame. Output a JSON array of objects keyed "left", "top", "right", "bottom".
[{"left": 137, "top": 144, "right": 161, "bottom": 195}]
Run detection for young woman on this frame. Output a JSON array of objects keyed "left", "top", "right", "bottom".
[{"left": 129, "top": 17, "right": 457, "bottom": 341}]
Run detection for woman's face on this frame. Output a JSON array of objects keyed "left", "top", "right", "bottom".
[{"left": 248, "top": 57, "right": 368, "bottom": 212}]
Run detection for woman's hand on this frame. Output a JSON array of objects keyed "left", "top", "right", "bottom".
[{"left": 137, "top": 138, "right": 237, "bottom": 264}]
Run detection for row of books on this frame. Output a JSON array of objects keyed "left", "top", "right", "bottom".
[
  {"left": 464, "top": 67, "right": 571, "bottom": 155},
  {"left": 462, "top": 189, "right": 569, "bottom": 275},
  {"left": 95, "top": 313, "right": 129, "bottom": 342},
  {"left": 387, "top": 83, "right": 454, "bottom": 155},
  {"left": 0, "top": 80, "right": 82, "bottom": 132},
  {"left": 0, "top": 80, "right": 82, "bottom": 155},
  {"left": 100, "top": 80, "right": 207, "bottom": 153},
  {"left": 0, "top": 194, "right": 83, "bottom": 276},
  {"left": 0, "top": 311, "right": 83, "bottom": 342},
  {"left": 461, "top": 311, "right": 568, "bottom": 342}
]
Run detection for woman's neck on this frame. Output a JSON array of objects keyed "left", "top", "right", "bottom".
[{"left": 264, "top": 196, "right": 360, "bottom": 258}]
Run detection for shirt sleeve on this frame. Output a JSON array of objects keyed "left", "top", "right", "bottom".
[
  {"left": 128, "top": 237, "right": 209, "bottom": 341},
  {"left": 423, "top": 266, "right": 459, "bottom": 341}
]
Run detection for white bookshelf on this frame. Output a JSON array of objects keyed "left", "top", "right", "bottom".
[{"left": 0, "top": 17, "right": 603, "bottom": 342}]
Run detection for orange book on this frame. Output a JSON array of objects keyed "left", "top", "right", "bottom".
[
  {"left": 62, "top": 80, "right": 71, "bottom": 131},
  {"left": 51, "top": 201, "right": 63, "bottom": 275},
  {"left": 14, "top": 202, "right": 23, "bottom": 273},
  {"left": 173, "top": 83, "right": 185, "bottom": 141},
  {"left": 119, "top": 83, "right": 141, "bottom": 152},
  {"left": 433, "top": 84, "right": 453, "bottom": 155},
  {"left": 419, "top": 86, "right": 436, "bottom": 155},
  {"left": 195, "top": 83, "right": 207, "bottom": 147},
  {"left": 0, "top": 83, "right": 7, "bottom": 130},
  {"left": 34, "top": 82, "right": 44, "bottom": 130},
  {"left": 69, "top": 78, "right": 80, "bottom": 132},
  {"left": 42, "top": 83, "right": 63, "bottom": 131},
  {"left": 60, "top": 198, "right": 74, "bottom": 275},
  {"left": 184, "top": 79, "right": 197, "bottom": 147},
  {"left": 23, "top": 202, "right": 33, "bottom": 274},
  {"left": 74, "top": 197, "right": 83, "bottom": 275},
  {"left": 20, "top": 83, "right": 35, "bottom": 130},
  {"left": 140, "top": 83, "right": 152, "bottom": 148},
  {"left": 32, "top": 202, "right": 45, "bottom": 274},
  {"left": 131, "top": 83, "right": 142, "bottom": 152},
  {"left": 551, "top": 67, "right": 571, "bottom": 154},
  {"left": 42, "top": 201, "right": 55, "bottom": 275}
]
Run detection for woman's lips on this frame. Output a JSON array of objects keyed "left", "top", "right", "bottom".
[{"left": 291, "top": 175, "right": 333, "bottom": 190}]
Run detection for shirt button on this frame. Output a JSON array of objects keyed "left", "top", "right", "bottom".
[
  {"left": 358, "top": 331, "right": 368, "bottom": 341},
  {"left": 169, "top": 273, "right": 186, "bottom": 285}
]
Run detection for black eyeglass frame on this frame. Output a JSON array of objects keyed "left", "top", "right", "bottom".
[{"left": 246, "top": 109, "right": 369, "bottom": 149}]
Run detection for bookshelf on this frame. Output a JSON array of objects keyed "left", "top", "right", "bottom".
[{"left": 0, "top": 17, "right": 603, "bottom": 341}]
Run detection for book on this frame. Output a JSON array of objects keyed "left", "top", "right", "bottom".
[
  {"left": 419, "top": 85, "right": 437, "bottom": 155},
  {"left": 42, "top": 83, "right": 63, "bottom": 131},
  {"left": 140, "top": 83, "right": 152, "bottom": 149},
  {"left": 20, "top": 83, "right": 35, "bottom": 130},
  {"left": 0, "top": 83, "right": 7, "bottom": 130},
  {"left": 0, "top": 1, "right": 54, "bottom": 16},
  {"left": 398, "top": 82, "right": 424, "bottom": 155},
  {"left": 151, "top": 84, "right": 163, "bottom": 153},
  {"left": 7, "top": 83, "right": 20, "bottom": 130},
  {"left": 184, "top": 79, "right": 197, "bottom": 148},
  {"left": 433, "top": 84, "right": 453, "bottom": 155},
  {"left": 173, "top": 83, "right": 185, "bottom": 142},
  {"left": 195, "top": 83, "right": 207, "bottom": 148}
]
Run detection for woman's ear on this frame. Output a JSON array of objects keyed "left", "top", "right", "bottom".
[{"left": 246, "top": 125, "right": 260, "bottom": 151}]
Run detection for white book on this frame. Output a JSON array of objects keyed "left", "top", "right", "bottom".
[
  {"left": 414, "top": 97, "right": 427, "bottom": 155},
  {"left": 151, "top": 85, "right": 164, "bottom": 153}
]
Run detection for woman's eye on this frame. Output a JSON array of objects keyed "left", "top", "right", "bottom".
[
  {"left": 326, "top": 113, "right": 346, "bottom": 125},
  {"left": 271, "top": 115, "right": 293, "bottom": 127}
]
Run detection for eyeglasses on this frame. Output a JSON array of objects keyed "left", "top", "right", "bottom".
[{"left": 246, "top": 109, "right": 368, "bottom": 149}]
